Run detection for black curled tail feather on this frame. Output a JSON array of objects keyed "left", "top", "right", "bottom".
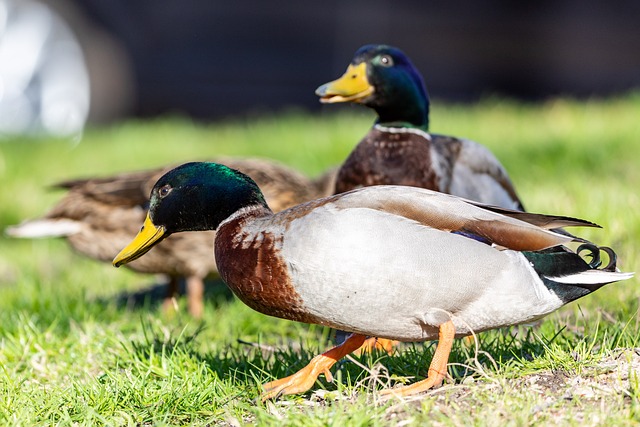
[
  {"left": 577, "top": 243, "right": 618, "bottom": 272},
  {"left": 523, "top": 244, "right": 628, "bottom": 303}
]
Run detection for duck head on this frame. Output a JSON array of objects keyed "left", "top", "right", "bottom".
[
  {"left": 113, "top": 162, "right": 267, "bottom": 267},
  {"left": 316, "top": 44, "right": 430, "bottom": 130}
]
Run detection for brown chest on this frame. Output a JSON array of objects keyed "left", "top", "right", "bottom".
[
  {"left": 214, "top": 216, "right": 321, "bottom": 324},
  {"left": 336, "top": 128, "right": 441, "bottom": 193}
]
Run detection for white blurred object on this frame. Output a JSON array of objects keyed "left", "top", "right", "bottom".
[{"left": 0, "top": 0, "right": 89, "bottom": 138}]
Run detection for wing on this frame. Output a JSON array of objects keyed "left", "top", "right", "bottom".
[
  {"left": 53, "top": 168, "right": 168, "bottom": 207},
  {"left": 332, "top": 186, "right": 595, "bottom": 251},
  {"left": 466, "top": 203, "right": 600, "bottom": 230},
  {"left": 433, "top": 135, "right": 525, "bottom": 211},
  {"left": 53, "top": 157, "right": 320, "bottom": 211}
]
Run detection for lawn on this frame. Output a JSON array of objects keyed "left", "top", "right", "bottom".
[{"left": 0, "top": 94, "right": 639, "bottom": 425}]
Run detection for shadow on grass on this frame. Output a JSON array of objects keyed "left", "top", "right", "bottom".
[
  {"left": 91, "top": 277, "right": 235, "bottom": 312},
  {"left": 123, "top": 324, "right": 578, "bottom": 402}
]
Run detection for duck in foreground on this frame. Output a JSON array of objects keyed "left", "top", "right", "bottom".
[
  {"left": 8, "top": 157, "right": 333, "bottom": 318},
  {"left": 316, "top": 44, "right": 524, "bottom": 210},
  {"left": 113, "top": 162, "right": 633, "bottom": 399}
]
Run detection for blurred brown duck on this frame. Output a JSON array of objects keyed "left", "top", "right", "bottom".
[{"left": 7, "top": 157, "right": 335, "bottom": 317}]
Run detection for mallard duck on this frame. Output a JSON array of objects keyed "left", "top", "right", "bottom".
[
  {"left": 317, "top": 44, "right": 526, "bottom": 351},
  {"left": 316, "top": 44, "right": 524, "bottom": 210},
  {"left": 7, "top": 157, "right": 332, "bottom": 318},
  {"left": 113, "top": 162, "right": 633, "bottom": 399}
]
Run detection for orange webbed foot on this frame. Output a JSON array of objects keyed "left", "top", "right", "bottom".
[
  {"left": 261, "top": 333, "right": 367, "bottom": 400},
  {"left": 262, "top": 361, "right": 334, "bottom": 400},
  {"left": 380, "top": 320, "right": 455, "bottom": 397},
  {"left": 358, "top": 337, "right": 399, "bottom": 355}
]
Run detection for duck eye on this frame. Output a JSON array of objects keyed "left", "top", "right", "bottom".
[
  {"left": 158, "top": 185, "right": 172, "bottom": 198},
  {"left": 379, "top": 55, "right": 393, "bottom": 67}
]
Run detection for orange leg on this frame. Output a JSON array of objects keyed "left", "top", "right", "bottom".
[
  {"left": 162, "top": 276, "right": 180, "bottom": 314},
  {"left": 262, "top": 333, "right": 367, "bottom": 400},
  {"left": 186, "top": 276, "right": 204, "bottom": 318},
  {"left": 380, "top": 320, "right": 456, "bottom": 397},
  {"left": 359, "top": 337, "right": 399, "bottom": 355}
]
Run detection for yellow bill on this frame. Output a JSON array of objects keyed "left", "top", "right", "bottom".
[
  {"left": 113, "top": 213, "right": 166, "bottom": 267},
  {"left": 315, "top": 62, "right": 374, "bottom": 103}
]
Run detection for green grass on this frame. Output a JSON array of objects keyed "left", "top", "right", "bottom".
[{"left": 1, "top": 94, "right": 639, "bottom": 425}]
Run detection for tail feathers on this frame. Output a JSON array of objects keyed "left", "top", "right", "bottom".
[
  {"left": 5, "top": 219, "right": 82, "bottom": 238},
  {"left": 550, "top": 270, "right": 634, "bottom": 286},
  {"left": 524, "top": 244, "right": 634, "bottom": 292}
]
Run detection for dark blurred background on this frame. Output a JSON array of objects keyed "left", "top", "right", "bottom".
[{"left": 22, "top": 0, "right": 640, "bottom": 126}]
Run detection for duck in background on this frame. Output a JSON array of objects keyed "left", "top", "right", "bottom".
[
  {"left": 316, "top": 44, "right": 524, "bottom": 210},
  {"left": 317, "top": 44, "right": 525, "bottom": 350},
  {"left": 7, "top": 157, "right": 335, "bottom": 318},
  {"left": 113, "top": 162, "right": 633, "bottom": 399}
]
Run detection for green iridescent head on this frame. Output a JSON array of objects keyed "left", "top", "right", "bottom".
[
  {"left": 316, "top": 44, "right": 430, "bottom": 130},
  {"left": 113, "top": 162, "right": 267, "bottom": 267}
]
